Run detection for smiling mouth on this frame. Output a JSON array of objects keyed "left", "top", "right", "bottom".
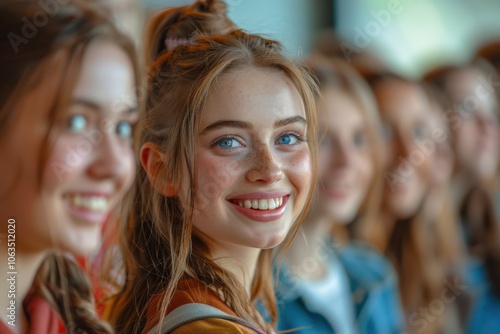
[
  {"left": 65, "top": 194, "right": 111, "bottom": 212},
  {"left": 229, "top": 197, "right": 285, "bottom": 210}
]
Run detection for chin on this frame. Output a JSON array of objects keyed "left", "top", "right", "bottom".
[
  {"left": 391, "top": 203, "right": 419, "bottom": 220},
  {"left": 325, "top": 201, "right": 358, "bottom": 222},
  {"left": 256, "top": 233, "right": 288, "bottom": 250}
]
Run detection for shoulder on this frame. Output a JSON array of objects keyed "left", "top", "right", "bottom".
[
  {"left": 172, "top": 318, "right": 259, "bottom": 334},
  {"left": 337, "top": 241, "right": 396, "bottom": 287},
  {"left": 144, "top": 276, "right": 246, "bottom": 333}
]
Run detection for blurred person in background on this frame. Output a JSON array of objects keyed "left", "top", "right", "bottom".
[
  {"left": 274, "top": 55, "right": 404, "bottom": 334},
  {"left": 425, "top": 61, "right": 500, "bottom": 334},
  {"left": 365, "top": 73, "right": 464, "bottom": 334},
  {"left": 0, "top": 0, "right": 140, "bottom": 333}
]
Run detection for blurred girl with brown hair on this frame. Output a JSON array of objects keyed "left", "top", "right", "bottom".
[{"left": 0, "top": 0, "right": 140, "bottom": 332}]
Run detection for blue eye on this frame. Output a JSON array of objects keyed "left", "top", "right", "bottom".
[
  {"left": 277, "top": 133, "right": 299, "bottom": 145},
  {"left": 353, "top": 132, "right": 366, "bottom": 147},
  {"left": 116, "top": 121, "right": 132, "bottom": 139},
  {"left": 216, "top": 138, "right": 241, "bottom": 149},
  {"left": 412, "top": 124, "right": 428, "bottom": 141},
  {"left": 67, "top": 114, "right": 87, "bottom": 133},
  {"left": 381, "top": 122, "right": 393, "bottom": 142}
]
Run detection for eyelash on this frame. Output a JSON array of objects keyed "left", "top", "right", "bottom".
[
  {"left": 211, "top": 136, "right": 243, "bottom": 150},
  {"left": 278, "top": 131, "right": 307, "bottom": 145},
  {"left": 211, "top": 132, "right": 307, "bottom": 150}
]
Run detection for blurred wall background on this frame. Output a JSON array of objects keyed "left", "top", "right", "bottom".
[{"left": 131, "top": 0, "right": 500, "bottom": 76}]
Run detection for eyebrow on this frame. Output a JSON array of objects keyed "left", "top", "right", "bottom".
[
  {"left": 201, "top": 116, "right": 307, "bottom": 135},
  {"left": 72, "top": 98, "right": 138, "bottom": 114},
  {"left": 274, "top": 115, "right": 307, "bottom": 128}
]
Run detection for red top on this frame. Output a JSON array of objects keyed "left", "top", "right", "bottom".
[{"left": 0, "top": 289, "right": 65, "bottom": 334}]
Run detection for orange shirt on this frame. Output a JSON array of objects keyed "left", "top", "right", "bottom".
[{"left": 143, "top": 276, "right": 262, "bottom": 334}]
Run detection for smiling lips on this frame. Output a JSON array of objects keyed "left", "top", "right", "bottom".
[
  {"left": 235, "top": 197, "right": 284, "bottom": 210},
  {"left": 228, "top": 193, "right": 289, "bottom": 222},
  {"left": 65, "top": 193, "right": 111, "bottom": 225}
]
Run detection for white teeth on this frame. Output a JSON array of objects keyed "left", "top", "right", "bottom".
[
  {"left": 68, "top": 195, "right": 109, "bottom": 212},
  {"left": 268, "top": 198, "right": 276, "bottom": 210},
  {"left": 235, "top": 197, "right": 285, "bottom": 211}
]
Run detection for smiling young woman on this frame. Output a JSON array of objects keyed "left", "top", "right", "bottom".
[{"left": 107, "top": 3, "right": 319, "bottom": 333}]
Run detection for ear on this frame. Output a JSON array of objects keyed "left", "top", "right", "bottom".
[{"left": 140, "top": 143, "right": 176, "bottom": 197}]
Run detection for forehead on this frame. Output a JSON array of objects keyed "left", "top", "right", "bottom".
[
  {"left": 446, "top": 68, "right": 499, "bottom": 116},
  {"left": 375, "top": 80, "right": 431, "bottom": 121},
  {"left": 321, "top": 87, "right": 364, "bottom": 127},
  {"left": 199, "top": 66, "right": 305, "bottom": 126},
  {"left": 72, "top": 40, "right": 136, "bottom": 108}
]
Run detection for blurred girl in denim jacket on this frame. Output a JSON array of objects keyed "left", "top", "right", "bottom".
[{"left": 275, "top": 56, "right": 405, "bottom": 334}]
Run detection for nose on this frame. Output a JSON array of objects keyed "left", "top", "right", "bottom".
[
  {"left": 330, "top": 137, "right": 352, "bottom": 169},
  {"left": 246, "top": 144, "right": 284, "bottom": 185},
  {"left": 87, "top": 133, "right": 130, "bottom": 183},
  {"left": 392, "top": 131, "right": 412, "bottom": 161}
]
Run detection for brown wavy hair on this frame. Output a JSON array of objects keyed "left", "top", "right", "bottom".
[
  {"left": 0, "top": 0, "right": 140, "bottom": 332},
  {"left": 145, "top": 0, "right": 236, "bottom": 64},
  {"left": 364, "top": 73, "right": 460, "bottom": 332},
  {"left": 108, "top": 22, "right": 319, "bottom": 334}
]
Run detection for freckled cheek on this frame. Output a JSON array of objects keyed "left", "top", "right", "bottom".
[
  {"left": 357, "top": 154, "right": 375, "bottom": 186},
  {"left": 196, "top": 154, "right": 245, "bottom": 202}
]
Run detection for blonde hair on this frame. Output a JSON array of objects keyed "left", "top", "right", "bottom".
[
  {"left": 0, "top": 0, "right": 140, "bottom": 332},
  {"left": 109, "top": 28, "right": 319, "bottom": 333}
]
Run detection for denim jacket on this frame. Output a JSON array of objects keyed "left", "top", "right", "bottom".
[
  {"left": 464, "top": 256, "right": 500, "bottom": 334},
  {"left": 275, "top": 241, "right": 405, "bottom": 334}
]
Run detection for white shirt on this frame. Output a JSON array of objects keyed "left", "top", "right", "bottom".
[{"left": 296, "top": 255, "right": 358, "bottom": 334}]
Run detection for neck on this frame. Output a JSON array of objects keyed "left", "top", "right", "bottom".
[
  {"left": 285, "top": 215, "right": 335, "bottom": 281},
  {"left": 210, "top": 245, "right": 261, "bottom": 296},
  {"left": 452, "top": 172, "right": 476, "bottom": 207},
  {"left": 0, "top": 235, "right": 47, "bottom": 333}
]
